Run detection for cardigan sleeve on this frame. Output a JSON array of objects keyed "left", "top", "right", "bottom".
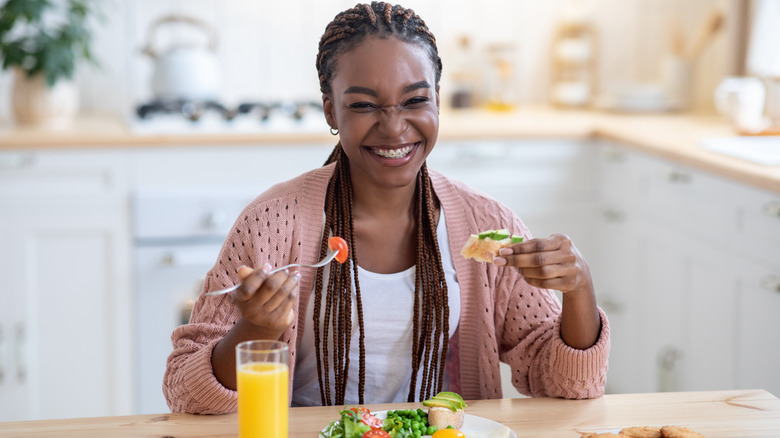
[
  {"left": 162, "top": 286, "right": 238, "bottom": 413},
  {"left": 163, "top": 193, "right": 305, "bottom": 414},
  {"left": 495, "top": 248, "right": 610, "bottom": 400}
]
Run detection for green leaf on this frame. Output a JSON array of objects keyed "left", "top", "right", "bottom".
[{"left": 0, "top": 0, "right": 99, "bottom": 85}]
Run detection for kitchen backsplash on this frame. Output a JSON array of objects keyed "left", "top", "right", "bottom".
[{"left": 0, "top": 0, "right": 730, "bottom": 121}]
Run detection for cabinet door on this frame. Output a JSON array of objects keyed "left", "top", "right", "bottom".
[
  {"left": 737, "top": 262, "right": 780, "bottom": 397},
  {"left": 0, "top": 204, "right": 133, "bottom": 421},
  {"left": 0, "top": 217, "right": 29, "bottom": 421},
  {"left": 633, "top": 225, "right": 688, "bottom": 393},
  {"left": 685, "top": 241, "right": 739, "bottom": 391},
  {"left": 0, "top": 150, "right": 132, "bottom": 421}
]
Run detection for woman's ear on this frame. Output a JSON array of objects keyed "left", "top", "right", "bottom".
[
  {"left": 435, "top": 85, "right": 441, "bottom": 113},
  {"left": 322, "top": 94, "right": 336, "bottom": 129}
]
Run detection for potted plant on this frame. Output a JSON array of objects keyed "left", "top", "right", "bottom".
[{"left": 0, "top": 0, "right": 99, "bottom": 128}]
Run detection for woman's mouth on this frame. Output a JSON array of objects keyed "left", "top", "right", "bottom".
[{"left": 369, "top": 143, "right": 417, "bottom": 159}]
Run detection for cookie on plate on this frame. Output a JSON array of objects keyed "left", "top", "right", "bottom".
[
  {"left": 660, "top": 425, "right": 706, "bottom": 438},
  {"left": 619, "top": 426, "right": 662, "bottom": 437}
]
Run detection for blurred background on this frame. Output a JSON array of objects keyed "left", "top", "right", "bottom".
[{"left": 0, "top": 0, "right": 750, "bottom": 121}]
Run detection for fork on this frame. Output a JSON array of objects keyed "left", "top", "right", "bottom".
[{"left": 204, "top": 249, "right": 340, "bottom": 296}]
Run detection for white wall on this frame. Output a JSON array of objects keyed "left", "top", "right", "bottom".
[{"left": 0, "top": 0, "right": 730, "bottom": 121}]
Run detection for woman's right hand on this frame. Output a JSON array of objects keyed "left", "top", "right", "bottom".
[{"left": 232, "top": 263, "right": 300, "bottom": 337}]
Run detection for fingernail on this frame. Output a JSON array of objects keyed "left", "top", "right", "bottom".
[
  {"left": 293, "top": 272, "right": 301, "bottom": 282},
  {"left": 498, "top": 248, "right": 512, "bottom": 256},
  {"left": 493, "top": 257, "right": 507, "bottom": 266},
  {"left": 262, "top": 263, "right": 272, "bottom": 273},
  {"left": 291, "top": 287, "right": 299, "bottom": 298}
]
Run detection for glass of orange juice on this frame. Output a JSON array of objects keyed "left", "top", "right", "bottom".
[{"left": 236, "top": 340, "right": 289, "bottom": 438}]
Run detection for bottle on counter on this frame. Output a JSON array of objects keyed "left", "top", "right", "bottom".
[
  {"left": 447, "top": 35, "right": 482, "bottom": 109},
  {"left": 484, "top": 42, "right": 519, "bottom": 112}
]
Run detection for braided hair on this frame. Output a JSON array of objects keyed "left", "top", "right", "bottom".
[{"left": 313, "top": 2, "right": 448, "bottom": 405}]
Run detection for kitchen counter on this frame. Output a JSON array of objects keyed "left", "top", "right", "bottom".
[
  {"left": 2, "top": 390, "right": 779, "bottom": 437},
  {"left": 1, "top": 108, "right": 779, "bottom": 194}
]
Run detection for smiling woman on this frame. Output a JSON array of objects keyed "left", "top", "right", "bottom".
[{"left": 162, "top": 1, "right": 609, "bottom": 415}]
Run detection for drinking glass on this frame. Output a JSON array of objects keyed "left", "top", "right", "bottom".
[{"left": 236, "top": 340, "right": 289, "bottom": 438}]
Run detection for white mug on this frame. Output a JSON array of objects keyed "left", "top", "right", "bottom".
[{"left": 714, "top": 76, "right": 770, "bottom": 134}]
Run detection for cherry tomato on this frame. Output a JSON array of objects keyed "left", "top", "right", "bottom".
[
  {"left": 360, "top": 411, "right": 383, "bottom": 429},
  {"left": 362, "top": 430, "right": 391, "bottom": 438},
  {"left": 328, "top": 236, "right": 349, "bottom": 264},
  {"left": 350, "top": 407, "right": 369, "bottom": 415}
]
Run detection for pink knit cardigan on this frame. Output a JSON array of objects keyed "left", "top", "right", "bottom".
[{"left": 163, "top": 163, "right": 610, "bottom": 414}]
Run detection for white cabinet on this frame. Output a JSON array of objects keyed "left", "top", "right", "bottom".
[
  {"left": 0, "top": 150, "right": 133, "bottom": 421},
  {"left": 593, "top": 141, "right": 780, "bottom": 397}
]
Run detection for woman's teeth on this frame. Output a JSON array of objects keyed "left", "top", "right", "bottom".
[{"left": 372, "top": 144, "right": 414, "bottom": 159}]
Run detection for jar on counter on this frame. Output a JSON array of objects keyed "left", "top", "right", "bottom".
[{"left": 550, "top": 0, "right": 598, "bottom": 107}]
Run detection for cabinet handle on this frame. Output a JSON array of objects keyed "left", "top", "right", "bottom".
[
  {"left": 0, "top": 152, "right": 36, "bottom": 169},
  {"left": 664, "top": 169, "right": 691, "bottom": 183},
  {"left": 15, "top": 323, "right": 26, "bottom": 383},
  {"left": 762, "top": 201, "right": 780, "bottom": 219},
  {"left": 601, "top": 146, "right": 625, "bottom": 162},
  {"left": 602, "top": 208, "right": 625, "bottom": 223},
  {"left": 761, "top": 275, "right": 780, "bottom": 293},
  {"left": 656, "top": 345, "right": 683, "bottom": 392},
  {"left": 599, "top": 295, "right": 624, "bottom": 314}
]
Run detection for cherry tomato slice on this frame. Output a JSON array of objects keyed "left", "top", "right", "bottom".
[
  {"left": 360, "top": 411, "right": 383, "bottom": 429},
  {"left": 362, "top": 430, "right": 391, "bottom": 438},
  {"left": 328, "top": 236, "right": 349, "bottom": 264}
]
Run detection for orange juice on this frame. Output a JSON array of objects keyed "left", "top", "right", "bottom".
[{"left": 237, "top": 362, "right": 289, "bottom": 438}]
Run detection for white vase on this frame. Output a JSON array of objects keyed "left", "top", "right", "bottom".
[{"left": 11, "top": 68, "right": 79, "bottom": 129}]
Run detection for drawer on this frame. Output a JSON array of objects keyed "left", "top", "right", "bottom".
[
  {"left": 640, "top": 157, "right": 741, "bottom": 246},
  {"left": 0, "top": 150, "right": 128, "bottom": 197}
]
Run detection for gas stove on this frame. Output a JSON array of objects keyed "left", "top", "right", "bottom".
[{"left": 130, "top": 99, "right": 328, "bottom": 135}]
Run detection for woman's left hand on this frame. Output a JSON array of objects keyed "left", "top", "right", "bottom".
[
  {"left": 494, "top": 233, "right": 600, "bottom": 348},
  {"left": 493, "top": 233, "right": 593, "bottom": 295}
]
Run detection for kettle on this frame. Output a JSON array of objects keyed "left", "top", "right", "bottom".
[{"left": 141, "top": 15, "right": 221, "bottom": 101}]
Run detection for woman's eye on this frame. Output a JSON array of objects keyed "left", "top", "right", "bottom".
[
  {"left": 404, "top": 97, "right": 430, "bottom": 108},
  {"left": 348, "top": 102, "right": 378, "bottom": 112}
]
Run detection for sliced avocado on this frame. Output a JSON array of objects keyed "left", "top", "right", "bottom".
[
  {"left": 431, "top": 391, "right": 468, "bottom": 409},
  {"left": 422, "top": 398, "right": 461, "bottom": 412},
  {"left": 510, "top": 235, "right": 524, "bottom": 243},
  {"left": 477, "top": 230, "right": 496, "bottom": 240},
  {"left": 492, "top": 229, "right": 510, "bottom": 240}
]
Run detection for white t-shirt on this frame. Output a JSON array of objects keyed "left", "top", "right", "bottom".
[{"left": 292, "top": 212, "right": 460, "bottom": 406}]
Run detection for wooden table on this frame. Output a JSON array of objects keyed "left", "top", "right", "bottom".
[{"left": 2, "top": 390, "right": 779, "bottom": 437}]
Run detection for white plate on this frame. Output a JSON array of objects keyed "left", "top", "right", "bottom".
[{"left": 320, "top": 410, "right": 517, "bottom": 438}]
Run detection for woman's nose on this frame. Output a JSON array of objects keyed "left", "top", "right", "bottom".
[{"left": 376, "top": 106, "right": 407, "bottom": 137}]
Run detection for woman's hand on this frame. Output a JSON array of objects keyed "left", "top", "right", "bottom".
[
  {"left": 493, "top": 234, "right": 601, "bottom": 349},
  {"left": 211, "top": 263, "right": 300, "bottom": 390},
  {"left": 232, "top": 263, "right": 300, "bottom": 336},
  {"left": 493, "top": 233, "right": 593, "bottom": 296}
]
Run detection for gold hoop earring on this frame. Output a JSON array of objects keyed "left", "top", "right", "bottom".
[{"left": 329, "top": 127, "right": 339, "bottom": 135}]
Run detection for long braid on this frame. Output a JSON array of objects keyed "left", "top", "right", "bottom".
[{"left": 314, "top": 2, "right": 448, "bottom": 405}]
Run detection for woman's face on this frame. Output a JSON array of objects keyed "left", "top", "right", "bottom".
[{"left": 323, "top": 36, "right": 440, "bottom": 191}]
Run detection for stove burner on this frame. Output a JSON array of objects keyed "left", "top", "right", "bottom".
[
  {"left": 237, "top": 101, "right": 323, "bottom": 121},
  {"left": 136, "top": 99, "right": 237, "bottom": 122},
  {"left": 135, "top": 100, "right": 323, "bottom": 124}
]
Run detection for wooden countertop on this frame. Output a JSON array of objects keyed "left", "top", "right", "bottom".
[
  {"left": 1, "top": 108, "right": 779, "bottom": 194},
  {"left": 1, "top": 390, "right": 779, "bottom": 437}
]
